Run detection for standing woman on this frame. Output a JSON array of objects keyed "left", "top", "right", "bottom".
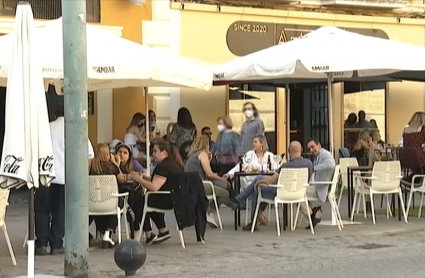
[
  {"left": 238, "top": 102, "right": 265, "bottom": 156},
  {"left": 212, "top": 116, "right": 240, "bottom": 175},
  {"left": 168, "top": 107, "right": 197, "bottom": 151}
]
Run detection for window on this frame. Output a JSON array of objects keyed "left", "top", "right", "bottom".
[
  {"left": 343, "top": 82, "right": 386, "bottom": 151},
  {"left": 0, "top": 0, "right": 101, "bottom": 23}
]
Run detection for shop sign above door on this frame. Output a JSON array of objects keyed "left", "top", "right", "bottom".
[{"left": 226, "top": 21, "right": 389, "bottom": 57}]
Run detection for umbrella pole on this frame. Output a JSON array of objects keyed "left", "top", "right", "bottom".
[
  {"left": 285, "top": 84, "right": 290, "bottom": 152},
  {"left": 27, "top": 186, "right": 35, "bottom": 278},
  {"left": 144, "top": 87, "right": 150, "bottom": 174},
  {"left": 327, "top": 73, "right": 334, "bottom": 155}
]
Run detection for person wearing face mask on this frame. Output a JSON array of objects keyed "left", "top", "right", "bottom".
[
  {"left": 211, "top": 116, "right": 240, "bottom": 175},
  {"left": 238, "top": 102, "right": 265, "bottom": 156}
]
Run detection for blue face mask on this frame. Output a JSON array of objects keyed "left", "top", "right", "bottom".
[{"left": 149, "top": 126, "right": 155, "bottom": 132}]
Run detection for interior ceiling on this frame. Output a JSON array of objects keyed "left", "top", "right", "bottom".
[{"left": 177, "top": 0, "right": 425, "bottom": 18}]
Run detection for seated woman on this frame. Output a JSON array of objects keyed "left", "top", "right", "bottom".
[
  {"left": 115, "top": 143, "right": 146, "bottom": 239},
  {"left": 351, "top": 130, "right": 373, "bottom": 166},
  {"left": 127, "top": 139, "right": 185, "bottom": 245},
  {"left": 223, "top": 134, "right": 277, "bottom": 225},
  {"left": 224, "top": 134, "right": 277, "bottom": 182},
  {"left": 89, "top": 143, "right": 125, "bottom": 249},
  {"left": 185, "top": 136, "right": 230, "bottom": 229},
  {"left": 124, "top": 112, "right": 147, "bottom": 160},
  {"left": 403, "top": 111, "right": 425, "bottom": 169}
]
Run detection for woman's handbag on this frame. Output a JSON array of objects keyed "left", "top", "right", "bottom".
[{"left": 215, "top": 153, "right": 239, "bottom": 165}]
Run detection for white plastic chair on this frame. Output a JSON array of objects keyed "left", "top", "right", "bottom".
[
  {"left": 351, "top": 161, "right": 408, "bottom": 224},
  {"left": 88, "top": 175, "right": 129, "bottom": 244},
  {"left": 203, "top": 181, "right": 223, "bottom": 230},
  {"left": 0, "top": 188, "right": 17, "bottom": 266},
  {"left": 138, "top": 191, "right": 187, "bottom": 248},
  {"left": 338, "top": 158, "right": 359, "bottom": 207},
  {"left": 406, "top": 175, "right": 425, "bottom": 218},
  {"left": 305, "top": 165, "right": 344, "bottom": 231},
  {"left": 251, "top": 168, "right": 314, "bottom": 236},
  {"left": 240, "top": 177, "right": 272, "bottom": 226}
]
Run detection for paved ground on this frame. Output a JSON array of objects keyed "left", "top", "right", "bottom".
[{"left": 1, "top": 190, "right": 425, "bottom": 277}]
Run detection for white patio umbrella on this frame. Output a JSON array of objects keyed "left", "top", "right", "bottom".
[
  {"left": 0, "top": 17, "right": 212, "bottom": 174},
  {"left": 212, "top": 26, "right": 425, "bottom": 154},
  {"left": 0, "top": 2, "right": 55, "bottom": 276},
  {"left": 0, "top": 17, "right": 213, "bottom": 91}
]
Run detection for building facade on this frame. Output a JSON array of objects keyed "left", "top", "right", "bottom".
[{"left": 143, "top": 0, "right": 425, "bottom": 154}]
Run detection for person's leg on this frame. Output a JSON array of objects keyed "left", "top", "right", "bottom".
[
  {"left": 35, "top": 186, "right": 51, "bottom": 255},
  {"left": 250, "top": 186, "right": 277, "bottom": 221},
  {"left": 232, "top": 175, "right": 267, "bottom": 205},
  {"left": 49, "top": 184, "right": 65, "bottom": 254},
  {"left": 300, "top": 186, "right": 322, "bottom": 229},
  {"left": 148, "top": 212, "right": 170, "bottom": 243}
]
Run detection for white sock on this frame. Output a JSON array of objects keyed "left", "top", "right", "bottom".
[{"left": 103, "top": 230, "right": 110, "bottom": 241}]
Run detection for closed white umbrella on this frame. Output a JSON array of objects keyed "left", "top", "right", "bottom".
[
  {"left": 0, "top": 18, "right": 213, "bottom": 91},
  {"left": 0, "top": 2, "right": 55, "bottom": 276}
]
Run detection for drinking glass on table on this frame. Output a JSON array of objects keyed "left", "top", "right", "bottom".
[{"left": 243, "top": 154, "right": 252, "bottom": 171}]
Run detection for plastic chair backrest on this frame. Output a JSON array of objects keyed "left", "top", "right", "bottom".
[
  {"left": 0, "top": 188, "right": 10, "bottom": 225},
  {"left": 339, "top": 158, "right": 358, "bottom": 187},
  {"left": 88, "top": 175, "right": 119, "bottom": 214},
  {"left": 328, "top": 165, "right": 341, "bottom": 196},
  {"left": 276, "top": 168, "right": 309, "bottom": 202},
  {"left": 371, "top": 161, "right": 401, "bottom": 192}
]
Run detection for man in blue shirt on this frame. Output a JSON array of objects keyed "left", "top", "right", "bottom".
[{"left": 228, "top": 141, "right": 314, "bottom": 231}]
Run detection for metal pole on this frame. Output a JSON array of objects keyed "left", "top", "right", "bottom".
[
  {"left": 62, "top": 0, "right": 89, "bottom": 277},
  {"left": 327, "top": 74, "right": 334, "bottom": 155},
  {"left": 144, "top": 87, "right": 150, "bottom": 174}
]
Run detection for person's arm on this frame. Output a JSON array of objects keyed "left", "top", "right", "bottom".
[
  {"left": 231, "top": 132, "right": 239, "bottom": 154},
  {"left": 199, "top": 152, "right": 225, "bottom": 181},
  {"left": 88, "top": 139, "right": 94, "bottom": 169},
  {"left": 133, "top": 160, "right": 146, "bottom": 173},
  {"left": 168, "top": 124, "right": 178, "bottom": 143},
  {"left": 130, "top": 171, "right": 165, "bottom": 191},
  {"left": 225, "top": 163, "right": 240, "bottom": 179},
  {"left": 256, "top": 120, "right": 265, "bottom": 135},
  {"left": 314, "top": 155, "right": 335, "bottom": 172},
  {"left": 192, "top": 126, "right": 198, "bottom": 140}
]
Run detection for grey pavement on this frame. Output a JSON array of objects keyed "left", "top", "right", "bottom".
[{"left": 1, "top": 190, "right": 425, "bottom": 277}]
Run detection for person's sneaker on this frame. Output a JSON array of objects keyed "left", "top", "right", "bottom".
[
  {"left": 207, "top": 213, "right": 218, "bottom": 229},
  {"left": 154, "top": 231, "right": 171, "bottom": 244},
  {"left": 145, "top": 233, "right": 157, "bottom": 245},
  {"left": 227, "top": 198, "right": 240, "bottom": 210},
  {"left": 51, "top": 247, "right": 64, "bottom": 255},
  {"left": 35, "top": 246, "right": 47, "bottom": 256},
  {"left": 242, "top": 223, "right": 259, "bottom": 232}
]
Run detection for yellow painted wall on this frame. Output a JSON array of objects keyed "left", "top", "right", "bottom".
[
  {"left": 179, "top": 6, "right": 425, "bottom": 149},
  {"left": 98, "top": 0, "right": 152, "bottom": 140}
]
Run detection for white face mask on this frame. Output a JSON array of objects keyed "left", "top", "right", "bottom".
[
  {"left": 217, "top": 124, "right": 225, "bottom": 132},
  {"left": 245, "top": 109, "right": 254, "bottom": 118}
]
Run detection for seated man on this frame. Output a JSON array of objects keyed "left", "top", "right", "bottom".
[
  {"left": 302, "top": 139, "right": 336, "bottom": 229},
  {"left": 228, "top": 141, "right": 314, "bottom": 231}
]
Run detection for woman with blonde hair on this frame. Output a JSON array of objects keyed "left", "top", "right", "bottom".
[
  {"left": 185, "top": 136, "right": 230, "bottom": 228},
  {"left": 351, "top": 129, "right": 373, "bottom": 166},
  {"left": 212, "top": 116, "right": 240, "bottom": 174},
  {"left": 403, "top": 111, "right": 425, "bottom": 166},
  {"left": 89, "top": 143, "right": 125, "bottom": 248}
]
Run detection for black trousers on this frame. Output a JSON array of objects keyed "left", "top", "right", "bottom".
[
  {"left": 141, "top": 194, "right": 172, "bottom": 232},
  {"left": 90, "top": 198, "right": 124, "bottom": 233},
  {"left": 34, "top": 183, "right": 65, "bottom": 250}
]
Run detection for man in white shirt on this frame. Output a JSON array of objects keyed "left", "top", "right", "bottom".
[{"left": 35, "top": 106, "right": 94, "bottom": 255}]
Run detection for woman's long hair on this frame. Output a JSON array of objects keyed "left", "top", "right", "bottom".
[
  {"left": 405, "top": 112, "right": 425, "bottom": 134},
  {"left": 116, "top": 144, "right": 134, "bottom": 174},
  {"left": 127, "top": 112, "right": 145, "bottom": 130},
  {"left": 187, "top": 136, "right": 209, "bottom": 158},
  {"left": 91, "top": 143, "right": 112, "bottom": 175},
  {"left": 153, "top": 139, "right": 185, "bottom": 170},
  {"left": 177, "top": 107, "right": 196, "bottom": 130}
]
